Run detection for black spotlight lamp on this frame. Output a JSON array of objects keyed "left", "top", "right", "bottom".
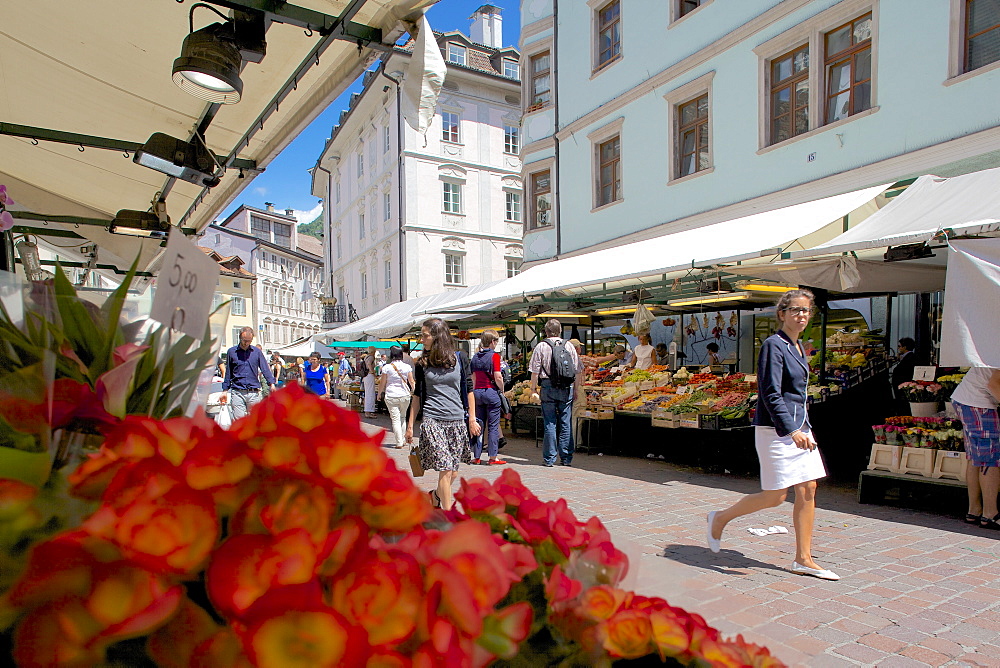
[
  {"left": 173, "top": 21, "right": 244, "bottom": 104},
  {"left": 109, "top": 210, "right": 171, "bottom": 239},
  {"left": 133, "top": 133, "right": 221, "bottom": 187}
]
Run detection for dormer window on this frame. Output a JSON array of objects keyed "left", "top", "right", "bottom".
[
  {"left": 448, "top": 44, "right": 467, "bottom": 66},
  {"left": 503, "top": 59, "right": 519, "bottom": 79}
]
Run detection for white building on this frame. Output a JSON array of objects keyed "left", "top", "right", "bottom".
[
  {"left": 312, "top": 4, "right": 523, "bottom": 325},
  {"left": 203, "top": 204, "right": 324, "bottom": 347},
  {"left": 519, "top": 0, "right": 1000, "bottom": 263}
]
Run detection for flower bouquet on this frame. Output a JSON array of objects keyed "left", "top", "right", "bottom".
[
  {"left": 871, "top": 425, "right": 886, "bottom": 444},
  {"left": 0, "top": 386, "right": 783, "bottom": 667},
  {"left": 0, "top": 264, "right": 217, "bottom": 480},
  {"left": 936, "top": 373, "right": 966, "bottom": 399},
  {"left": 896, "top": 381, "right": 945, "bottom": 402},
  {"left": 884, "top": 426, "right": 904, "bottom": 445}
]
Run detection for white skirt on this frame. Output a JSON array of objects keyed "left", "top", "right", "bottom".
[{"left": 755, "top": 426, "right": 827, "bottom": 491}]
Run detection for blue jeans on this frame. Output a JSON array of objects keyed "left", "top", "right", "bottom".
[
  {"left": 540, "top": 380, "right": 573, "bottom": 465},
  {"left": 473, "top": 388, "right": 502, "bottom": 460}
]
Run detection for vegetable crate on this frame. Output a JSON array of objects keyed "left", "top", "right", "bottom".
[
  {"left": 900, "top": 447, "right": 936, "bottom": 477},
  {"left": 867, "top": 443, "right": 902, "bottom": 473},
  {"left": 931, "top": 450, "right": 965, "bottom": 481}
]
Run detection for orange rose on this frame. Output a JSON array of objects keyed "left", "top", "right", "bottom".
[
  {"left": 577, "top": 585, "right": 627, "bottom": 622},
  {"left": 313, "top": 432, "right": 387, "bottom": 493},
  {"left": 596, "top": 608, "right": 653, "bottom": 659},
  {"left": 330, "top": 548, "right": 423, "bottom": 647},
  {"left": 359, "top": 461, "right": 429, "bottom": 533},
  {"left": 232, "top": 476, "right": 334, "bottom": 552},
  {"left": 649, "top": 607, "right": 692, "bottom": 661},
  {"left": 243, "top": 608, "right": 361, "bottom": 668}
]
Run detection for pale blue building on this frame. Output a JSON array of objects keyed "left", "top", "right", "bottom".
[{"left": 518, "top": 0, "right": 1000, "bottom": 264}]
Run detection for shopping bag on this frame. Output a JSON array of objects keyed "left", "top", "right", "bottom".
[
  {"left": 633, "top": 304, "right": 655, "bottom": 334},
  {"left": 408, "top": 446, "right": 424, "bottom": 477},
  {"left": 214, "top": 403, "right": 233, "bottom": 429}
]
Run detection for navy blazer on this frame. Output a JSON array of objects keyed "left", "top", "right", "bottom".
[{"left": 753, "top": 330, "right": 811, "bottom": 437}]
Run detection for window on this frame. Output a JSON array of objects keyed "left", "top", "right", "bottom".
[
  {"left": 383, "top": 126, "right": 391, "bottom": 152},
  {"left": 505, "top": 191, "right": 522, "bottom": 222},
  {"left": 965, "top": 0, "right": 1000, "bottom": 71},
  {"left": 358, "top": 150, "right": 364, "bottom": 178},
  {"left": 336, "top": 234, "right": 342, "bottom": 258},
  {"left": 677, "top": 94, "right": 709, "bottom": 177},
  {"left": 231, "top": 327, "right": 242, "bottom": 347},
  {"left": 250, "top": 215, "right": 270, "bottom": 242},
  {"left": 596, "top": 1, "right": 622, "bottom": 70},
  {"left": 264, "top": 286, "right": 271, "bottom": 305},
  {"left": 770, "top": 45, "right": 810, "bottom": 144},
  {"left": 359, "top": 213, "right": 365, "bottom": 239},
  {"left": 503, "top": 59, "right": 520, "bottom": 79},
  {"left": 529, "top": 171, "right": 552, "bottom": 229},
  {"left": 444, "top": 253, "right": 464, "bottom": 285},
  {"left": 211, "top": 293, "right": 223, "bottom": 310},
  {"left": 384, "top": 259, "right": 391, "bottom": 289},
  {"left": 597, "top": 136, "right": 622, "bottom": 206},
  {"left": 443, "top": 182, "right": 463, "bottom": 214},
  {"left": 384, "top": 192, "right": 391, "bottom": 221},
  {"left": 506, "top": 258, "right": 522, "bottom": 277},
  {"left": 232, "top": 296, "right": 246, "bottom": 316},
  {"left": 529, "top": 52, "right": 551, "bottom": 111},
  {"left": 448, "top": 43, "right": 467, "bottom": 65},
  {"left": 335, "top": 180, "right": 341, "bottom": 203},
  {"left": 273, "top": 223, "right": 291, "bottom": 249},
  {"left": 824, "top": 14, "right": 872, "bottom": 124},
  {"left": 442, "top": 111, "right": 460, "bottom": 142},
  {"left": 338, "top": 286, "right": 345, "bottom": 307},
  {"left": 233, "top": 281, "right": 241, "bottom": 289},
  {"left": 361, "top": 272, "right": 368, "bottom": 299},
  {"left": 678, "top": 0, "right": 703, "bottom": 18},
  {"left": 504, "top": 125, "right": 519, "bottom": 154},
  {"left": 370, "top": 203, "right": 377, "bottom": 233}
]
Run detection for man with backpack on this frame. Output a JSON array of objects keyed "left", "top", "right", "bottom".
[{"left": 528, "top": 319, "right": 581, "bottom": 467}]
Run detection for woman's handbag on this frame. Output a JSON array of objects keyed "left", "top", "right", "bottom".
[
  {"left": 498, "top": 390, "right": 512, "bottom": 417},
  {"left": 408, "top": 446, "right": 424, "bottom": 477}
]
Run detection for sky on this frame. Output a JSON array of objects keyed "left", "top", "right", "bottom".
[{"left": 218, "top": 1, "right": 522, "bottom": 227}]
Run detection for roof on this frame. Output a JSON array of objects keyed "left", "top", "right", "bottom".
[
  {"left": 199, "top": 247, "right": 256, "bottom": 279},
  {"left": 1, "top": 0, "right": 431, "bottom": 275},
  {"left": 208, "top": 223, "right": 323, "bottom": 263},
  {"left": 297, "top": 234, "right": 324, "bottom": 256},
  {"left": 397, "top": 30, "right": 520, "bottom": 80}
]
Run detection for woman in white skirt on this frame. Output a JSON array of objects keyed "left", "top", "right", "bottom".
[{"left": 707, "top": 289, "right": 839, "bottom": 580}]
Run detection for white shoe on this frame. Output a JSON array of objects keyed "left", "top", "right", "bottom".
[
  {"left": 790, "top": 561, "right": 840, "bottom": 580},
  {"left": 706, "top": 511, "right": 721, "bottom": 553}
]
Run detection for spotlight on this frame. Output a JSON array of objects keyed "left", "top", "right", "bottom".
[
  {"left": 172, "top": 11, "right": 266, "bottom": 105},
  {"left": 622, "top": 289, "right": 652, "bottom": 304},
  {"left": 109, "top": 210, "right": 171, "bottom": 239},
  {"left": 133, "top": 133, "right": 220, "bottom": 187},
  {"left": 527, "top": 304, "right": 552, "bottom": 317},
  {"left": 697, "top": 278, "right": 733, "bottom": 294},
  {"left": 173, "top": 22, "right": 244, "bottom": 104}
]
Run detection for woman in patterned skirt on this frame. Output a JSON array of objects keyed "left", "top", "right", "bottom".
[{"left": 406, "top": 318, "right": 481, "bottom": 511}]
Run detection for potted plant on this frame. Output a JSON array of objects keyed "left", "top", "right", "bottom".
[{"left": 897, "top": 381, "right": 945, "bottom": 417}]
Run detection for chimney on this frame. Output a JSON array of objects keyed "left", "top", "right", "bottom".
[
  {"left": 265, "top": 202, "right": 274, "bottom": 212},
  {"left": 285, "top": 208, "right": 295, "bottom": 216},
  {"left": 470, "top": 4, "right": 503, "bottom": 49}
]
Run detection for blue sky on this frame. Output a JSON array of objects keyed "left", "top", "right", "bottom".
[{"left": 219, "top": 1, "right": 521, "bottom": 226}]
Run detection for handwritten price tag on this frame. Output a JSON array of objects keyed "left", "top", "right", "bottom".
[
  {"left": 913, "top": 366, "right": 937, "bottom": 381},
  {"left": 151, "top": 229, "right": 219, "bottom": 338}
]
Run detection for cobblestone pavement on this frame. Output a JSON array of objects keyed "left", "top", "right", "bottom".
[{"left": 361, "top": 412, "right": 1000, "bottom": 667}]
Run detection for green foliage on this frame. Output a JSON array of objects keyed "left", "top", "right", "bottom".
[{"left": 297, "top": 216, "right": 324, "bottom": 239}]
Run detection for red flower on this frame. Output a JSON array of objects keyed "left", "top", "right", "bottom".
[
  {"left": 330, "top": 546, "right": 424, "bottom": 647},
  {"left": 455, "top": 477, "right": 506, "bottom": 517},
  {"left": 232, "top": 476, "right": 334, "bottom": 553},
  {"left": 242, "top": 606, "right": 363, "bottom": 668},
  {"left": 359, "top": 460, "right": 430, "bottom": 532},
  {"left": 207, "top": 530, "right": 319, "bottom": 620}
]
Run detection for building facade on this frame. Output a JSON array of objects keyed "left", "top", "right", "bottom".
[
  {"left": 198, "top": 248, "right": 256, "bottom": 351},
  {"left": 519, "top": 0, "right": 1000, "bottom": 263},
  {"left": 202, "top": 204, "right": 324, "bottom": 347},
  {"left": 313, "top": 4, "right": 523, "bottom": 324}
]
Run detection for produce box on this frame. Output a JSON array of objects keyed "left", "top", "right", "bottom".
[
  {"left": 699, "top": 413, "right": 719, "bottom": 430},
  {"left": 638, "top": 380, "right": 656, "bottom": 391},
  {"left": 592, "top": 408, "right": 615, "bottom": 420},
  {"left": 651, "top": 408, "right": 678, "bottom": 428},
  {"left": 718, "top": 414, "right": 750, "bottom": 429},
  {"left": 678, "top": 412, "right": 700, "bottom": 429}
]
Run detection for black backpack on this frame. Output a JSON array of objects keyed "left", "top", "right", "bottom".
[
  {"left": 544, "top": 339, "right": 576, "bottom": 388},
  {"left": 358, "top": 356, "right": 369, "bottom": 378}
]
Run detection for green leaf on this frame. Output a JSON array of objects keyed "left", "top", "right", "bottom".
[
  {"left": 95, "top": 255, "right": 139, "bottom": 381},
  {"left": 51, "top": 265, "right": 104, "bottom": 379}
]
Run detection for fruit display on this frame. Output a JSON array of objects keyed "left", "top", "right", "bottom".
[{"left": 506, "top": 380, "right": 540, "bottom": 405}]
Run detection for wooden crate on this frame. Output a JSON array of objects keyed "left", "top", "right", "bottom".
[
  {"left": 932, "top": 450, "right": 965, "bottom": 481},
  {"left": 592, "top": 409, "right": 615, "bottom": 420},
  {"left": 899, "top": 447, "right": 936, "bottom": 477},
  {"left": 867, "top": 443, "right": 902, "bottom": 473},
  {"left": 678, "top": 412, "right": 700, "bottom": 429},
  {"left": 651, "top": 417, "right": 673, "bottom": 428}
]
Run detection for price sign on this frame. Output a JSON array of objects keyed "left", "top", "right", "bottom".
[
  {"left": 677, "top": 385, "right": 689, "bottom": 394},
  {"left": 913, "top": 366, "right": 937, "bottom": 381},
  {"left": 151, "top": 229, "right": 219, "bottom": 338}
]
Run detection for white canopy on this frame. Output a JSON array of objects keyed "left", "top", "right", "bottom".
[
  {"left": 433, "top": 184, "right": 890, "bottom": 311},
  {"left": 1, "top": 0, "right": 432, "bottom": 274},
  {"left": 789, "top": 168, "right": 1000, "bottom": 259},
  {"left": 940, "top": 238, "right": 1000, "bottom": 368},
  {"left": 317, "top": 282, "right": 503, "bottom": 341},
  {"left": 734, "top": 256, "right": 947, "bottom": 294}
]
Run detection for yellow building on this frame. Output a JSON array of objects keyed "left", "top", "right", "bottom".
[{"left": 200, "top": 248, "right": 257, "bottom": 351}]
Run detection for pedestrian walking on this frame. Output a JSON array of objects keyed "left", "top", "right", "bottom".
[
  {"left": 221, "top": 327, "right": 276, "bottom": 419},
  {"left": 406, "top": 318, "right": 480, "bottom": 511},
  {"left": 301, "top": 352, "right": 330, "bottom": 397},
  {"left": 471, "top": 329, "right": 506, "bottom": 465},
  {"left": 378, "top": 346, "right": 414, "bottom": 449},
  {"left": 362, "top": 345, "right": 377, "bottom": 417},
  {"left": 950, "top": 366, "right": 1000, "bottom": 528},
  {"left": 707, "top": 289, "right": 839, "bottom": 580},
  {"left": 529, "top": 319, "right": 581, "bottom": 467}
]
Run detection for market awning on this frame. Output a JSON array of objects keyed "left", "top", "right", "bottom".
[
  {"left": 432, "top": 184, "right": 891, "bottom": 312},
  {"left": 326, "top": 340, "right": 423, "bottom": 349},
  {"left": 316, "top": 281, "right": 503, "bottom": 341},
  {"left": 1, "top": 0, "right": 432, "bottom": 275},
  {"left": 941, "top": 237, "right": 1000, "bottom": 368},
  {"left": 788, "top": 168, "right": 1000, "bottom": 259},
  {"left": 733, "top": 256, "right": 947, "bottom": 294}
]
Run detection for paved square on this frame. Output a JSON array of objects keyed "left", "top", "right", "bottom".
[{"left": 365, "top": 413, "right": 1000, "bottom": 667}]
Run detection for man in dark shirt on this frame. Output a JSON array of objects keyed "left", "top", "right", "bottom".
[
  {"left": 222, "top": 327, "right": 276, "bottom": 419},
  {"left": 891, "top": 337, "right": 919, "bottom": 414}
]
